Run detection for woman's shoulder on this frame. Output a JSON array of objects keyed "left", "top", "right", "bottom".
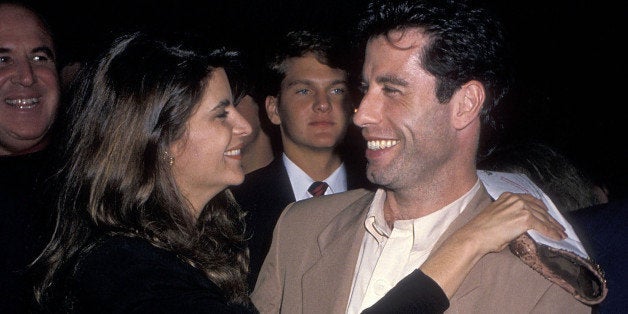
[
  {"left": 72, "top": 234, "right": 202, "bottom": 286},
  {"left": 79, "top": 234, "right": 167, "bottom": 262},
  {"left": 71, "top": 235, "right": 170, "bottom": 274},
  {"left": 64, "top": 234, "right": 256, "bottom": 313}
]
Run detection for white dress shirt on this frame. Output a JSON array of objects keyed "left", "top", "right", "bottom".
[
  {"left": 346, "top": 180, "right": 482, "bottom": 313},
  {"left": 282, "top": 153, "right": 348, "bottom": 201}
]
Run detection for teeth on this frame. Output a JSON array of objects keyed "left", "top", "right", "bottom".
[
  {"left": 224, "top": 149, "right": 241, "bottom": 156},
  {"left": 6, "top": 97, "right": 40, "bottom": 109},
  {"left": 367, "top": 140, "right": 399, "bottom": 150}
]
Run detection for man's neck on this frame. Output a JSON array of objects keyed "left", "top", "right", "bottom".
[
  {"left": 383, "top": 168, "right": 478, "bottom": 223},
  {"left": 283, "top": 148, "right": 342, "bottom": 181}
]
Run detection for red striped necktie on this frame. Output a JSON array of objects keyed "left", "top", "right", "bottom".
[{"left": 308, "top": 181, "right": 328, "bottom": 197}]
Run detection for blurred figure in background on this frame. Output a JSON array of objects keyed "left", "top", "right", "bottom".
[
  {"left": 565, "top": 197, "right": 627, "bottom": 314},
  {"left": 0, "top": 2, "right": 60, "bottom": 312},
  {"left": 0, "top": 1, "right": 59, "bottom": 156},
  {"left": 478, "top": 140, "right": 608, "bottom": 213}
]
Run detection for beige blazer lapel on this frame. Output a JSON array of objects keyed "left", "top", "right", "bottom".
[
  {"left": 302, "top": 192, "right": 374, "bottom": 314},
  {"left": 430, "top": 184, "right": 492, "bottom": 300}
]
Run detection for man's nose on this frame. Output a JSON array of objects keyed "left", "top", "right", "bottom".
[
  {"left": 353, "top": 91, "right": 380, "bottom": 127},
  {"left": 11, "top": 60, "right": 36, "bottom": 86},
  {"left": 314, "top": 94, "right": 332, "bottom": 113}
]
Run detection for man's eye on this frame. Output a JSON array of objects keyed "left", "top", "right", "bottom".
[
  {"left": 383, "top": 86, "right": 400, "bottom": 94},
  {"left": 32, "top": 55, "right": 51, "bottom": 62},
  {"left": 296, "top": 89, "right": 309, "bottom": 95},
  {"left": 219, "top": 112, "right": 229, "bottom": 119},
  {"left": 358, "top": 84, "right": 368, "bottom": 95},
  {"left": 0, "top": 56, "right": 10, "bottom": 64},
  {"left": 331, "top": 88, "right": 345, "bottom": 95}
]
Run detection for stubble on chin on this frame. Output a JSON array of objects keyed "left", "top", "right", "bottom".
[{"left": 366, "top": 164, "right": 389, "bottom": 187}]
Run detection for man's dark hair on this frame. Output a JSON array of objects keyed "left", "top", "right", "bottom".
[
  {"left": 356, "top": 0, "right": 514, "bottom": 156},
  {"left": 262, "top": 29, "right": 351, "bottom": 97}
]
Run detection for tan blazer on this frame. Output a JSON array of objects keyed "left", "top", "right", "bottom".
[{"left": 251, "top": 186, "right": 591, "bottom": 314}]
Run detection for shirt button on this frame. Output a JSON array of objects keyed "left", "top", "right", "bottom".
[{"left": 374, "top": 280, "right": 388, "bottom": 296}]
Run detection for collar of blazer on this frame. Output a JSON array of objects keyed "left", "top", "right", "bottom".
[{"left": 302, "top": 189, "right": 375, "bottom": 313}]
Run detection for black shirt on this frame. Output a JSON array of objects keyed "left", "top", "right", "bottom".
[{"left": 0, "top": 150, "right": 56, "bottom": 313}]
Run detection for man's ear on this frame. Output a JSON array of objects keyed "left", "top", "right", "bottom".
[
  {"left": 265, "top": 95, "right": 281, "bottom": 125},
  {"left": 452, "top": 80, "right": 485, "bottom": 130}
]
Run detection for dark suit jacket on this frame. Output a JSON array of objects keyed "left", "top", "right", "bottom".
[
  {"left": 231, "top": 157, "right": 372, "bottom": 289},
  {"left": 47, "top": 235, "right": 256, "bottom": 313},
  {"left": 566, "top": 198, "right": 627, "bottom": 314}
]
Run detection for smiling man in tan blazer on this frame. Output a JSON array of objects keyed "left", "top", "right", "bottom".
[{"left": 251, "top": 0, "right": 591, "bottom": 313}]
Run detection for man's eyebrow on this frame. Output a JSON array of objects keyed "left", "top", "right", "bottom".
[
  {"left": 215, "top": 99, "right": 230, "bottom": 109},
  {"left": 329, "top": 79, "right": 348, "bottom": 86},
  {"left": 0, "top": 47, "right": 10, "bottom": 54},
  {"left": 32, "top": 46, "right": 55, "bottom": 59},
  {"left": 285, "top": 79, "right": 313, "bottom": 88},
  {"left": 376, "top": 75, "right": 409, "bottom": 87},
  {"left": 286, "top": 79, "right": 347, "bottom": 88}
]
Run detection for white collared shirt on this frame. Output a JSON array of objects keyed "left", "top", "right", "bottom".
[
  {"left": 282, "top": 153, "right": 348, "bottom": 201},
  {"left": 346, "top": 180, "right": 482, "bottom": 313}
]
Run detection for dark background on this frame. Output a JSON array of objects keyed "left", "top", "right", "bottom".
[{"left": 29, "top": 0, "right": 628, "bottom": 200}]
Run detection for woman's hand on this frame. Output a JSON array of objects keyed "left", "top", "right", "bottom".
[
  {"left": 421, "top": 192, "right": 567, "bottom": 299},
  {"left": 453, "top": 192, "right": 567, "bottom": 254}
]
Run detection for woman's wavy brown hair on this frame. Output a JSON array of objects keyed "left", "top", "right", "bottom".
[{"left": 34, "top": 31, "right": 250, "bottom": 305}]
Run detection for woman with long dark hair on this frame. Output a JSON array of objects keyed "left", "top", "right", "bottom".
[{"left": 34, "top": 31, "right": 254, "bottom": 312}]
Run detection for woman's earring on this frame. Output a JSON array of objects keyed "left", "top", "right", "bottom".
[{"left": 164, "top": 151, "right": 175, "bottom": 166}]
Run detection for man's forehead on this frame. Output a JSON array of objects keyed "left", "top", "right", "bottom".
[
  {"left": 0, "top": 22, "right": 53, "bottom": 52},
  {"left": 282, "top": 56, "right": 347, "bottom": 83},
  {"left": 0, "top": 4, "right": 39, "bottom": 24},
  {"left": 0, "top": 5, "right": 51, "bottom": 40},
  {"left": 282, "top": 54, "right": 338, "bottom": 72}
]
